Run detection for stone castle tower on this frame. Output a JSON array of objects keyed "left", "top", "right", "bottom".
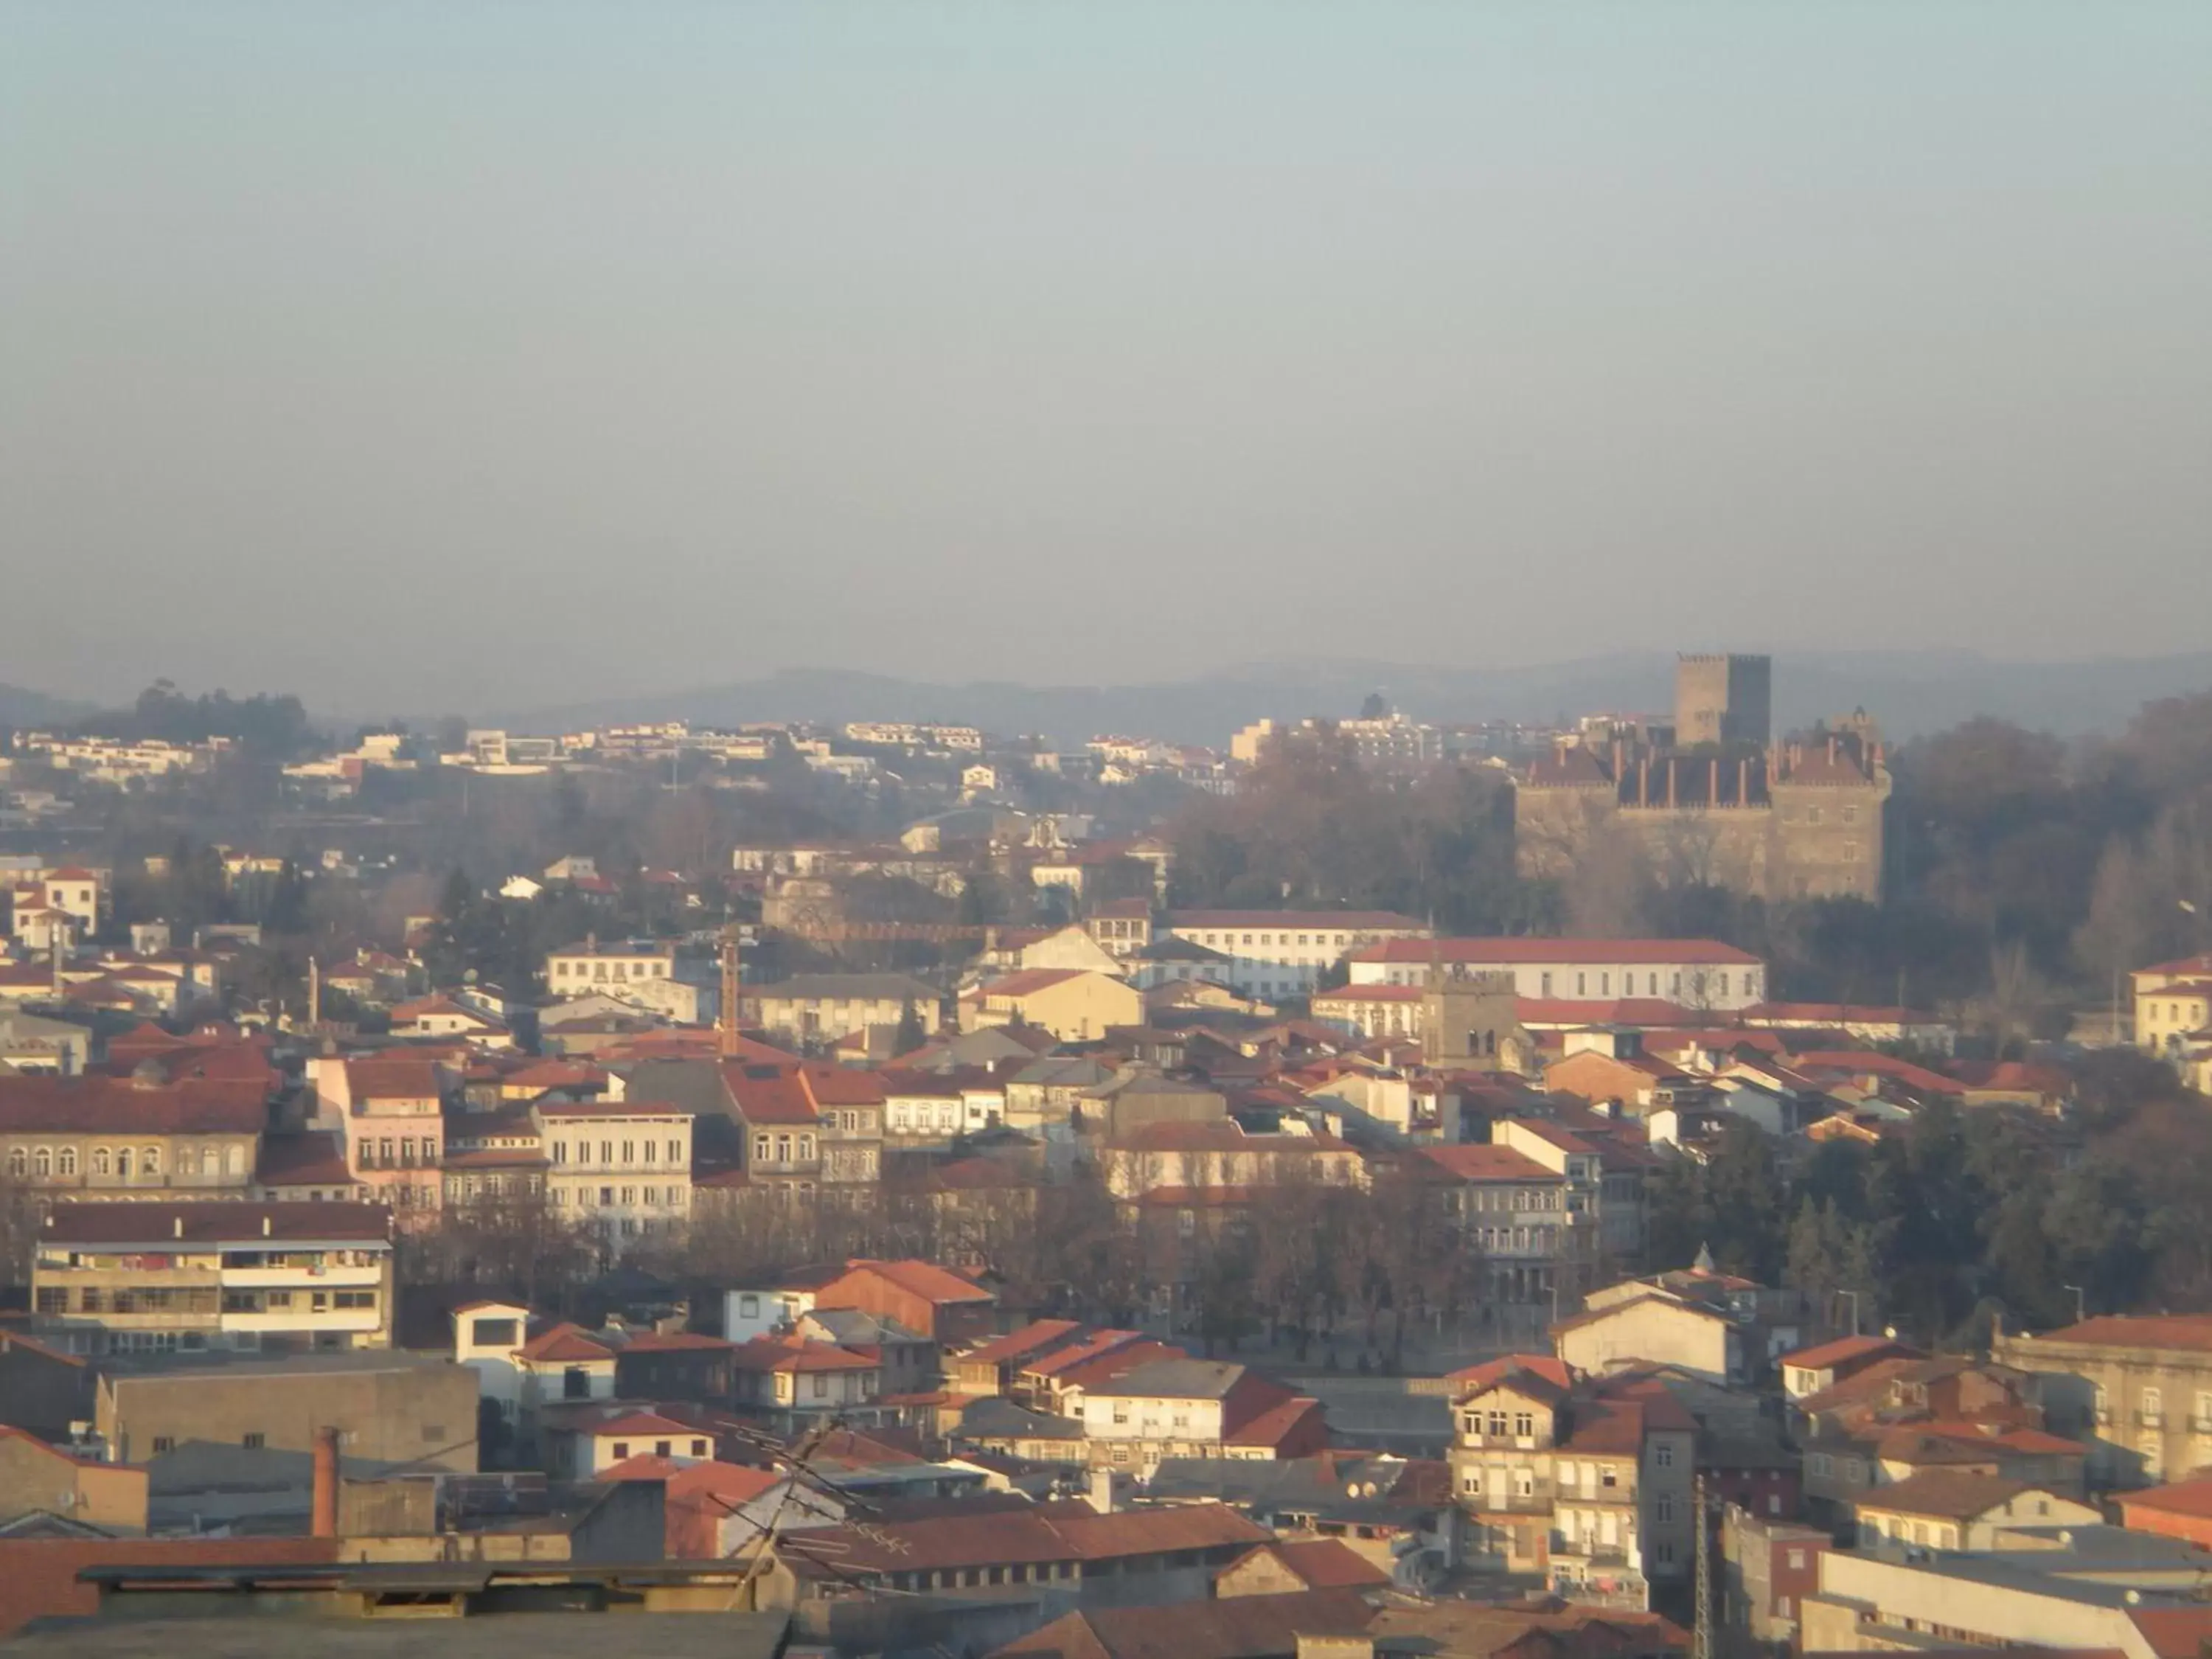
[
  {"left": 1514, "top": 655, "right": 1889, "bottom": 903},
  {"left": 1674, "top": 653, "right": 1772, "bottom": 749}
]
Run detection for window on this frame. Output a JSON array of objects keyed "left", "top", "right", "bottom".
[
  {"left": 58, "top": 1147, "right": 76, "bottom": 1176},
  {"left": 1655, "top": 1542, "right": 1675, "bottom": 1565},
  {"left": 1655, "top": 1495, "right": 1674, "bottom": 1523},
  {"left": 4, "top": 1148, "right": 21, "bottom": 1179},
  {"left": 691, "top": 1439, "right": 706, "bottom": 1457},
  {"left": 1462, "top": 1470, "right": 1483, "bottom": 1494},
  {"left": 1486, "top": 1410, "right": 1507, "bottom": 1436},
  {"left": 622, "top": 1141, "right": 635, "bottom": 1164},
  {"left": 2144, "top": 1388, "right": 2165, "bottom": 1425},
  {"left": 1653, "top": 1442, "right": 1674, "bottom": 1467},
  {"left": 243, "top": 1432, "right": 265, "bottom": 1450},
  {"left": 667, "top": 1139, "right": 681, "bottom": 1164},
  {"left": 1513, "top": 1412, "right": 1534, "bottom": 1438},
  {"left": 813, "top": 1374, "right": 830, "bottom": 1399},
  {"left": 612, "top": 1441, "right": 630, "bottom": 1460},
  {"left": 655, "top": 1439, "right": 672, "bottom": 1457},
  {"left": 153, "top": 1436, "right": 175, "bottom": 1455},
  {"left": 1540, "top": 972, "right": 1552, "bottom": 995},
  {"left": 1787, "top": 1548, "right": 1806, "bottom": 1570},
  {"left": 552, "top": 1141, "right": 566, "bottom": 1165},
  {"left": 564, "top": 1366, "right": 591, "bottom": 1399},
  {"left": 1576, "top": 973, "right": 1586, "bottom": 995},
  {"left": 116, "top": 1147, "right": 133, "bottom": 1178},
  {"left": 740, "top": 1294, "right": 760, "bottom": 1318},
  {"left": 32, "top": 1147, "right": 50, "bottom": 1178}
]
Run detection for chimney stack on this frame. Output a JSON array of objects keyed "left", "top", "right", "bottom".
[{"left": 312, "top": 1427, "right": 341, "bottom": 1537}]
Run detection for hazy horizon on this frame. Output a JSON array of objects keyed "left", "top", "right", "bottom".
[{"left": 7, "top": 3, "right": 2208, "bottom": 712}]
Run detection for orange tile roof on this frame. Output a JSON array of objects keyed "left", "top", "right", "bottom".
[{"left": 515, "top": 1321, "right": 616, "bottom": 1363}]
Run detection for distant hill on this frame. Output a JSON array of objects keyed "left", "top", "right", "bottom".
[
  {"left": 0, "top": 682, "right": 94, "bottom": 728},
  {"left": 501, "top": 650, "right": 2212, "bottom": 751}
]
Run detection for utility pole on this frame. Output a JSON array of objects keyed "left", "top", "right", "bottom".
[{"left": 1693, "top": 1473, "right": 1713, "bottom": 1659}]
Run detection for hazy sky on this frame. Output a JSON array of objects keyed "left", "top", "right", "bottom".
[{"left": 5, "top": 3, "right": 2208, "bottom": 716}]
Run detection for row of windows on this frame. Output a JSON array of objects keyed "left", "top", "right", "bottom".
[
  {"left": 549, "top": 1185, "right": 685, "bottom": 1209},
  {"left": 608, "top": 1435, "right": 711, "bottom": 1461},
  {"left": 2143, "top": 1002, "right": 2207, "bottom": 1025},
  {"left": 754, "top": 1133, "right": 817, "bottom": 1164},
  {"left": 2093, "top": 1385, "right": 2212, "bottom": 1425},
  {"left": 1194, "top": 931, "right": 1352, "bottom": 950},
  {"left": 549, "top": 1138, "right": 685, "bottom": 1167},
  {"left": 889, "top": 1102, "right": 968, "bottom": 1132},
  {"left": 358, "top": 1136, "right": 437, "bottom": 1169},
  {"left": 551, "top": 957, "right": 668, "bottom": 980},
  {"left": 7, "top": 1144, "right": 244, "bottom": 1179}
]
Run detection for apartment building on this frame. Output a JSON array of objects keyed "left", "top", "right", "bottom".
[
  {"left": 1158, "top": 910, "right": 1430, "bottom": 998},
  {"left": 1077, "top": 1358, "right": 1326, "bottom": 1473},
  {"left": 1801, "top": 1526, "right": 2212, "bottom": 1659},
  {"left": 543, "top": 938, "right": 678, "bottom": 995},
  {"left": 960, "top": 969, "right": 1144, "bottom": 1041},
  {"left": 1446, "top": 1357, "right": 1697, "bottom": 1608},
  {"left": 745, "top": 973, "right": 941, "bottom": 1046},
  {"left": 534, "top": 1097, "right": 693, "bottom": 1249},
  {"left": 1416, "top": 1144, "right": 1593, "bottom": 1308},
  {"left": 98, "top": 1351, "right": 481, "bottom": 1470},
  {"left": 321, "top": 1055, "right": 451, "bottom": 1220},
  {"left": 1348, "top": 938, "right": 1766, "bottom": 1011},
  {"left": 31, "top": 1201, "right": 394, "bottom": 1357},
  {"left": 1995, "top": 1313, "right": 2212, "bottom": 1487},
  {"left": 0, "top": 1069, "right": 265, "bottom": 1200},
  {"left": 2133, "top": 953, "right": 2212, "bottom": 1060}
]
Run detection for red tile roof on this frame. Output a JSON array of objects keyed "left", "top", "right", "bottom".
[
  {"left": 1249, "top": 1537, "right": 1393, "bottom": 1590},
  {"left": 831, "top": 1257, "right": 993, "bottom": 1306},
  {"left": 2121, "top": 1476, "right": 2212, "bottom": 1521},
  {"left": 515, "top": 1321, "right": 616, "bottom": 1363},
  {"left": 1419, "top": 1144, "right": 1558, "bottom": 1183},
  {"left": 973, "top": 968, "right": 1093, "bottom": 998},
  {"left": 1446, "top": 1354, "right": 1576, "bottom": 1399},
  {"left": 720, "top": 1061, "right": 818, "bottom": 1125},
  {"left": 0, "top": 1072, "right": 267, "bottom": 1134},
  {"left": 2036, "top": 1314, "right": 2212, "bottom": 1354},
  {"left": 1223, "top": 1392, "right": 1325, "bottom": 1450},
  {"left": 585, "top": 1411, "right": 700, "bottom": 1439},
  {"left": 1781, "top": 1335, "right": 1919, "bottom": 1372}
]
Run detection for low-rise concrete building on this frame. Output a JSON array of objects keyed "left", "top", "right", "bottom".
[
  {"left": 96, "top": 1351, "right": 481, "bottom": 1470},
  {"left": 32, "top": 1202, "right": 394, "bottom": 1357}
]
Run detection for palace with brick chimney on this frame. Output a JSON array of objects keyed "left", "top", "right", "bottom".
[{"left": 1514, "top": 655, "right": 1891, "bottom": 902}]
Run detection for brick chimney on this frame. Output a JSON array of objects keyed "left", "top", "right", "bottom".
[{"left": 312, "top": 1426, "right": 341, "bottom": 1537}]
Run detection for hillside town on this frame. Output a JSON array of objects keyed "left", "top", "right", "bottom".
[{"left": 1, "top": 652, "right": 2211, "bottom": 1659}]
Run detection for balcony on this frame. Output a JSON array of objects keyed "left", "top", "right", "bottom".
[
  {"left": 2140, "top": 1411, "right": 2166, "bottom": 1430},
  {"left": 223, "top": 1264, "right": 384, "bottom": 1290}
]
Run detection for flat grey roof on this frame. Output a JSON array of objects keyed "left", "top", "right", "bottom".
[{"left": 104, "top": 1351, "right": 462, "bottom": 1382}]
